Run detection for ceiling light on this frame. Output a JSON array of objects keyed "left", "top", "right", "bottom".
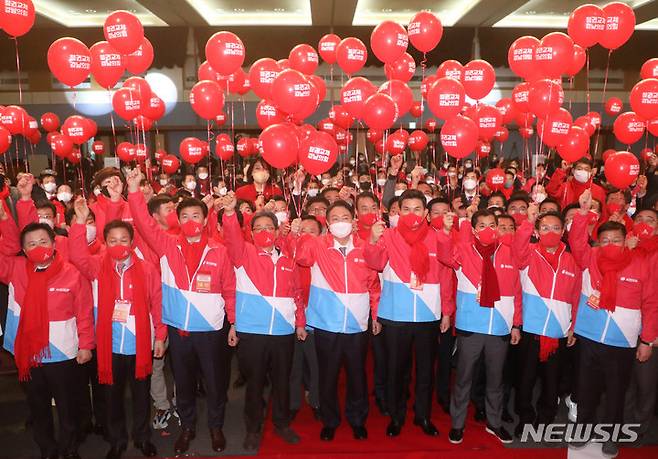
[
  {"left": 274, "top": 8, "right": 285, "bottom": 13},
  {"left": 36, "top": 0, "right": 167, "bottom": 26},
  {"left": 354, "top": 0, "right": 481, "bottom": 26},
  {"left": 186, "top": 0, "right": 312, "bottom": 25},
  {"left": 234, "top": 8, "right": 245, "bottom": 13}
]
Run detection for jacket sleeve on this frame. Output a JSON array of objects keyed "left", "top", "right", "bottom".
[
  {"left": 146, "top": 263, "right": 167, "bottom": 342},
  {"left": 292, "top": 264, "right": 306, "bottom": 328},
  {"left": 221, "top": 212, "right": 247, "bottom": 268},
  {"left": 512, "top": 266, "right": 523, "bottom": 327},
  {"left": 568, "top": 212, "right": 593, "bottom": 270},
  {"left": 127, "top": 191, "right": 173, "bottom": 259},
  {"left": 513, "top": 220, "right": 534, "bottom": 269},
  {"left": 363, "top": 232, "right": 389, "bottom": 272},
  {"left": 382, "top": 175, "right": 396, "bottom": 208},
  {"left": 435, "top": 227, "right": 460, "bottom": 269},
  {"left": 295, "top": 234, "right": 318, "bottom": 267},
  {"left": 16, "top": 198, "right": 38, "bottom": 230},
  {"left": 67, "top": 223, "right": 101, "bottom": 281},
  {"left": 218, "top": 246, "right": 237, "bottom": 325},
  {"left": 74, "top": 271, "right": 95, "bottom": 350},
  {"left": 440, "top": 266, "right": 456, "bottom": 318},
  {"left": 640, "top": 256, "right": 658, "bottom": 343},
  {"left": 0, "top": 212, "right": 21, "bottom": 256},
  {"left": 546, "top": 168, "right": 567, "bottom": 201},
  {"left": 367, "top": 267, "right": 381, "bottom": 321},
  {"left": 0, "top": 217, "right": 17, "bottom": 284},
  {"left": 104, "top": 199, "right": 126, "bottom": 225},
  {"left": 569, "top": 266, "right": 582, "bottom": 333}
]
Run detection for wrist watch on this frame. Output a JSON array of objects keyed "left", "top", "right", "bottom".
[{"left": 640, "top": 339, "right": 653, "bottom": 347}]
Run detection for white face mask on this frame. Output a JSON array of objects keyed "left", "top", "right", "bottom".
[
  {"left": 573, "top": 170, "right": 590, "bottom": 184},
  {"left": 394, "top": 189, "right": 404, "bottom": 197},
  {"left": 275, "top": 211, "right": 288, "bottom": 225},
  {"left": 389, "top": 214, "right": 399, "bottom": 228},
  {"left": 85, "top": 225, "right": 97, "bottom": 244},
  {"left": 329, "top": 221, "right": 353, "bottom": 239},
  {"left": 159, "top": 178, "right": 168, "bottom": 186},
  {"left": 426, "top": 177, "right": 435, "bottom": 185},
  {"left": 463, "top": 178, "right": 477, "bottom": 191},
  {"left": 534, "top": 192, "right": 547, "bottom": 203},
  {"left": 376, "top": 178, "right": 387, "bottom": 187},
  {"left": 253, "top": 170, "right": 270, "bottom": 184},
  {"left": 424, "top": 194, "right": 432, "bottom": 203},
  {"left": 93, "top": 188, "right": 102, "bottom": 196},
  {"left": 349, "top": 158, "right": 356, "bottom": 166},
  {"left": 57, "top": 192, "right": 72, "bottom": 203},
  {"left": 464, "top": 162, "right": 473, "bottom": 169},
  {"left": 321, "top": 178, "right": 331, "bottom": 186},
  {"left": 197, "top": 172, "right": 208, "bottom": 180},
  {"left": 307, "top": 188, "right": 319, "bottom": 197},
  {"left": 218, "top": 187, "right": 228, "bottom": 196},
  {"left": 447, "top": 172, "right": 457, "bottom": 178},
  {"left": 185, "top": 180, "right": 197, "bottom": 190},
  {"left": 39, "top": 217, "right": 54, "bottom": 229},
  {"left": 565, "top": 221, "right": 573, "bottom": 232},
  {"left": 43, "top": 182, "right": 57, "bottom": 193}
]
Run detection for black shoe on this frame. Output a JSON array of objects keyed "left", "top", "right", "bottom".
[
  {"left": 448, "top": 428, "right": 464, "bottom": 444},
  {"left": 134, "top": 441, "right": 157, "bottom": 457},
  {"left": 352, "top": 425, "right": 367, "bottom": 440},
  {"left": 474, "top": 408, "right": 486, "bottom": 423},
  {"left": 274, "top": 426, "right": 300, "bottom": 444},
  {"left": 386, "top": 420, "right": 402, "bottom": 437},
  {"left": 105, "top": 445, "right": 126, "bottom": 459},
  {"left": 502, "top": 409, "right": 514, "bottom": 423},
  {"left": 413, "top": 418, "right": 439, "bottom": 436},
  {"left": 320, "top": 426, "right": 335, "bottom": 441},
  {"left": 174, "top": 428, "right": 196, "bottom": 455},
  {"left": 486, "top": 424, "right": 513, "bottom": 444},
  {"left": 375, "top": 397, "right": 389, "bottom": 416}
]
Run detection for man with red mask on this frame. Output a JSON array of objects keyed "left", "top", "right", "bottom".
[
  {"left": 512, "top": 207, "right": 581, "bottom": 438},
  {"left": 220, "top": 192, "right": 305, "bottom": 450},
  {"left": 126, "top": 168, "right": 236, "bottom": 455},
  {"left": 546, "top": 158, "right": 606, "bottom": 209},
  {"left": 568, "top": 190, "right": 658, "bottom": 457},
  {"left": 365, "top": 190, "right": 454, "bottom": 438},
  {"left": 354, "top": 192, "right": 380, "bottom": 242},
  {"left": 68, "top": 198, "right": 166, "bottom": 459},
  {"left": 437, "top": 209, "right": 522, "bottom": 445},
  {"left": 0, "top": 207, "right": 93, "bottom": 459}
]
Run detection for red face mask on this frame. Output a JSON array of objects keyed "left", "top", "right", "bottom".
[
  {"left": 107, "top": 244, "right": 131, "bottom": 260},
  {"left": 316, "top": 215, "right": 327, "bottom": 228},
  {"left": 242, "top": 212, "right": 253, "bottom": 228},
  {"left": 181, "top": 220, "right": 203, "bottom": 237},
  {"left": 512, "top": 213, "right": 527, "bottom": 227},
  {"left": 430, "top": 215, "right": 444, "bottom": 230},
  {"left": 252, "top": 230, "right": 276, "bottom": 248},
  {"left": 599, "top": 244, "right": 625, "bottom": 259},
  {"left": 499, "top": 232, "right": 514, "bottom": 246},
  {"left": 165, "top": 211, "right": 179, "bottom": 229},
  {"left": 633, "top": 222, "right": 654, "bottom": 240},
  {"left": 607, "top": 202, "right": 623, "bottom": 215},
  {"left": 476, "top": 226, "right": 498, "bottom": 246},
  {"left": 26, "top": 245, "right": 54, "bottom": 264},
  {"left": 359, "top": 213, "right": 378, "bottom": 227},
  {"left": 399, "top": 213, "right": 424, "bottom": 230},
  {"left": 538, "top": 231, "right": 562, "bottom": 248}
]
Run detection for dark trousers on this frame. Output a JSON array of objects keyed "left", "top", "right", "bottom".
[
  {"left": 237, "top": 332, "right": 295, "bottom": 433},
  {"left": 436, "top": 328, "right": 455, "bottom": 406},
  {"left": 77, "top": 351, "right": 106, "bottom": 433},
  {"left": 290, "top": 331, "right": 319, "bottom": 411},
  {"left": 314, "top": 328, "right": 369, "bottom": 429},
  {"left": 105, "top": 353, "right": 152, "bottom": 448},
  {"left": 372, "top": 326, "right": 388, "bottom": 402},
  {"left": 515, "top": 332, "right": 565, "bottom": 425},
  {"left": 168, "top": 325, "right": 230, "bottom": 430},
  {"left": 383, "top": 321, "right": 438, "bottom": 424},
  {"left": 627, "top": 349, "right": 658, "bottom": 435},
  {"left": 576, "top": 336, "right": 635, "bottom": 429},
  {"left": 24, "top": 359, "right": 80, "bottom": 457}
]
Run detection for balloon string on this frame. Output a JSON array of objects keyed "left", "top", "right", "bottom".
[
  {"left": 568, "top": 76, "right": 574, "bottom": 113},
  {"left": 593, "top": 50, "right": 613, "bottom": 158},
  {"left": 241, "top": 96, "right": 247, "bottom": 128},
  {"left": 13, "top": 38, "right": 22, "bottom": 105},
  {"left": 585, "top": 49, "right": 591, "bottom": 114},
  {"left": 330, "top": 64, "right": 335, "bottom": 106},
  {"left": 420, "top": 53, "right": 427, "bottom": 127},
  {"left": 207, "top": 120, "right": 212, "bottom": 182},
  {"left": 108, "top": 90, "right": 119, "bottom": 154}
]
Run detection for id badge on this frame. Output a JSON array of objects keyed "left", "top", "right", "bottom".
[
  {"left": 196, "top": 272, "right": 212, "bottom": 293},
  {"left": 410, "top": 272, "right": 424, "bottom": 290},
  {"left": 587, "top": 290, "right": 600, "bottom": 309},
  {"left": 112, "top": 300, "right": 131, "bottom": 323}
]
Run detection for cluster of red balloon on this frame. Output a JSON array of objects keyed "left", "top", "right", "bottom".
[{"left": 0, "top": 105, "right": 42, "bottom": 155}]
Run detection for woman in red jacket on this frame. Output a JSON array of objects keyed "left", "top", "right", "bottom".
[{"left": 235, "top": 158, "right": 282, "bottom": 203}]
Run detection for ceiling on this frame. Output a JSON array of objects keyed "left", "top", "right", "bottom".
[{"left": 31, "top": 0, "right": 658, "bottom": 29}]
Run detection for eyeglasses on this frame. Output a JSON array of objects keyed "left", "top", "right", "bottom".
[
  {"left": 538, "top": 225, "right": 562, "bottom": 232},
  {"left": 599, "top": 238, "right": 624, "bottom": 245},
  {"left": 253, "top": 225, "right": 275, "bottom": 232}
]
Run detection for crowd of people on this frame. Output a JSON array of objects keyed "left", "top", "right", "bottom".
[{"left": 0, "top": 148, "right": 657, "bottom": 459}]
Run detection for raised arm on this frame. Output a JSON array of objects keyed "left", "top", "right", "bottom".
[
  {"left": 294, "top": 234, "right": 319, "bottom": 267},
  {"left": 15, "top": 174, "right": 38, "bottom": 231},
  {"left": 363, "top": 221, "right": 389, "bottom": 272},
  {"left": 67, "top": 197, "right": 101, "bottom": 281},
  {"left": 73, "top": 271, "right": 95, "bottom": 352},
  {"left": 568, "top": 189, "right": 594, "bottom": 269},
  {"left": 218, "top": 245, "right": 237, "bottom": 325},
  {"left": 0, "top": 206, "right": 18, "bottom": 283},
  {"left": 218, "top": 192, "right": 247, "bottom": 267},
  {"left": 512, "top": 203, "right": 538, "bottom": 269},
  {"left": 545, "top": 163, "right": 568, "bottom": 200}
]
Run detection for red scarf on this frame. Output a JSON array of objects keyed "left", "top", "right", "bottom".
[
  {"left": 396, "top": 224, "right": 430, "bottom": 283},
  {"left": 596, "top": 247, "right": 633, "bottom": 312},
  {"left": 14, "top": 254, "right": 63, "bottom": 381},
  {"left": 637, "top": 235, "right": 658, "bottom": 255},
  {"left": 0, "top": 186, "right": 11, "bottom": 217},
  {"left": 474, "top": 240, "right": 500, "bottom": 308},
  {"left": 538, "top": 243, "right": 564, "bottom": 272},
  {"left": 537, "top": 244, "right": 564, "bottom": 361},
  {"left": 97, "top": 253, "right": 151, "bottom": 385},
  {"left": 180, "top": 233, "right": 208, "bottom": 277}
]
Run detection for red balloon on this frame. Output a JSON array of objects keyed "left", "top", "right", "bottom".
[
  {"left": 641, "top": 58, "right": 658, "bottom": 80},
  {"left": 299, "top": 131, "right": 339, "bottom": 175},
  {"left": 143, "top": 96, "right": 165, "bottom": 121},
  {"left": 408, "top": 130, "right": 429, "bottom": 152},
  {"left": 27, "top": 130, "right": 41, "bottom": 146},
  {"left": 248, "top": 58, "right": 280, "bottom": 99},
  {"left": 528, "top": 79, "right": 564, "bottom": 118},
  {"left": 50, "top": 134, "right": 73, "bottom": 158},
  {"left": 613, "top": 112, "right": 645, "bottom": 145},
  {"left": 428, "top": 77, "right": 465, "bottom": 121},
  {"left": 335, "top": 37, "right": 367, "bottom": 75},
  {"left": 0, "top": 105, "right": 27, "bottom": 135},
  {"left": 292, "top": 79, "right": 320, "bottom": 121},
  {"left": 557, "top": 126, "right": 589, "bottom": 162},
  {"left": 586, "top": 111, "right": 602, "bottom": 129},
  {"left": 362, "top": 93, "right": 397, "bottom": 130},
  {"left": 386, "top": 131, "right": 407, "bottom": 155},
  {"left": 92, "top": 141, "right": 105, "bottom": 155},
  {"left": 248, "top": 138, "right": 260, "bottom": 155},
  {"left": 308, "top": 75, "right": 326, "bottom": 102},
  {"left": 476, "top": 140, "right": 492, "bottom": 158},
  {"left": 236, "top": 138, "right": 251, "bottom": 158},
  {"left": 90, "top": 41, "right": 124, "bottom": 89},
  {"left": 537, "top": 108, "right": 573, "bottom": 148},
  {"left": 329, "top": 105, "right": 354, "bottom": 129},
  {"left": 259, "top": 123, "right": 300, "bottom": 169},
  {"left": 494, "top": 126, "right": 509, "bottom": 143},
  {"left": 605, "top": 97, "right": 623, "bottom": 116},
  {"left": 180, "top": 137, "right": 206, "bottom": 164},
  {"left": 516, "top": 112, "right": 536, "bottom": 129},
  {"left": 124, "top": 38, "right": 153, "bottom": 75},
  {"left": 62, "top": 115, "right": 91, "bottom": 145},
  {"left": 475, "top": 104, "right": 502, "bottom": 141},
  {"left": 605, "top": 151, "right": 640, "bottom": 188},
  {"left": 366, "top": 129, "right": 383, "bottom": 144},
  {"left": 512, "top": 81, "right": 531, "bottom": 113},
  {"left": 154, "top": 149, "right": 166, "bottom": 163},
  {"left": 378, "top": 79, "right": 413, "bottom": 117},
  {"left": 133, "top": 114, "right": 152, "bottom": 132},
  {"left": 573, "top": 115, "right": 595, "bottom": 137},
  {"left": 256, "top": 100, "right": 285, "bottom": 129},
  {"left": 214, "top": 134, "right": 234, "bottom": 161},
  {"left": 424, "top": 118, "right": 438, "bottom": 132},
  {"left": 134, "top": 143, "right": 148, "bottom": 162},
  {"left": 340, "top": 77, "right": 376, "bottom": 119},
  {"left": 161, "top": 155, "right": 180, "bottom": 175},
  {"left": 508, "top": 36, "right": 539, "bottom": 79},
  {"left": 599, "top": 2, "right": 636, "bottom": 50},
  {"left": 407, "top": 11, "right": 443, "bottom": 53},
  {"left": 289, "top": 44, "right": 319, "bottom": 75},
  {"left": 333, "top": 127, "right": 348, "bottom": 145},
  {"left": 640, "top": 148, "right": 654, "bottom": 162},
  {"left": 602, "top": 149, "right": 616, "bottom": 162},
  {"left": 519, "top": 126, "right": 535, "bottom": 139},
  {"left": 277, "top": 59, "right": 290, "bottom": 70},
  {"left": 648, "top": 118, "right": 658, "bottom": 137},
  {"left": 495, "top": 98, "right": 517, "bottom": 125},
  {"left": 116, "top": 142, "right": 136, "bottom": 162},
  {"left": 462, "top": 60, "right": 495, "bottom": 100},
  {"left": 318, "top": 34, "right": 341, "bottom": 65},
  {"left": 534, "top": 32, "right": 574, "bottom": 79},
  {"left": 40, "top": 112, "right": 60, "bottom": 132},
  {"left": 205, "top": 31, "right": 245, "bottom": 76},
  {"left": 486, "top": 168, "right": 506, "bottom": 191},
  {"left": 0, "top": 126, "right": 11, "bottom": 155},
  {"left": 112, "top": 88, "right": 142, "bottom": 121},
  {"left": 410, "top": 100, "right": 423, "bottom": 118},
  {"left": 568, "top": 4, "right": 606, "bottom": 48},
  {"left": 23, "top": 116, "right": 38, "bottom": 138},
  {"left": 198, "top": 60, "right": 220, "bottom": 82},
  {"left": 122, "top": 76, "right": 151, "bottom": 104},
  {"left": 370, "top": 20, "right": 408, "bottom": 64},
  {"left": 566, "top": 44, "right": 586, "bottom": 77},
  {"left": 68, "top": 148, "right": 81, "bottom": 164},
  {"left": 440, "top": 115, "right": 478, "bottom": 159},
  {"left": 384, "top": 53, "right": 416, "bottom": 82},
  {"left": 271, "top": 69, "right": 313, "bottom": 115},
  {"left": 630, "top": 79, "right": 658, "bottom": 120},
  {"left": 190, "top": 80, "right": 225, "bottom": 120},
  {"left": 221, "top": 68, "right": 247, "bottom": 94},
  {"left": 297, "top": 124, "right": 316, "bottom": 141},
  {"left": 1, "top": 0, "right": 35, "bottom": 37},
  {"left": 436, "top": 60, "right": 463, "bottom": 82},
  {"left": 373, "top": 138, "right": 385, "bottom": 155},
  {"left": 216, "top": 112, "right": 227, "bottom": 127},
  {"left": 47, "top": 37, "right": 91, "bottom": 87},
  {"left": 103, "top": 10, "right": 144, "bottom": 54}
]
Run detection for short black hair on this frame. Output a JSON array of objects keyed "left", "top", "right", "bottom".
[
  {"left": 597, "top": 221, "right": 627, "bottom": 238},
  {"left": 35, "top": 200, "right": 57, "bottom": 217},
  {"left": 251, "top": 211, "right": 278, "bottom": 230},
  {"left": 497, "top": 214, "right": 516, "bottom": 228},
  {"left": 633, "top": 208, "right": 658, "bottom": 221},
  {"left": 237, "top": 199, "right": 255, "bottom": 213},
  {"left": 103, "top": 219, "right": 134, "bottom": 242},
  {"left": 535, "top": 211, "right": 564, "bottom": 230},
  {"left": 327, "top": 200, "right": 355, "bottom": 219},
  {"left": 355, "top": 191, "right": 379, "bottom": 208},
  {"left": 386, "top": 196, "right": 400, "bottom": 211},
  {"left": 574, "top": 157, "right": 593, "bottom": 168},
  {"left": 399, "top": 189, "right": 426, "bottom": 208},
  {"left": 271, "top": 194, "right": 287, "bottom": 203},
  {"left": 65, "top": 206, "right": 95, "bottom": 227},
  {"left": 471, "top": 209, "right": 498, "bottom": 227},
  {"left": 176, "top": 198, "right": 208, "bottom": 218},
  {"left": 539, "top": 197, "right": 561, "bottom": 213},
  {"left": 605, "top": 188, "right": 632, "bottom": 204},
  {"left": 562, "top": 203, "right": 580, "bottom": 219},
  {"left": 301, "top": 215, "right": 322, "bottom": 233},
  {"left": 507, "top": 192, "right": 530, "bottom": 209},
  {"left": 20, "top": 222, "right": 56, "bottom": 248},
  {"left": 427, "top": 197, "right": 451, "bottom": 213},
  {"left": 488, "top": 191, "right": 507, "bottom": 206},
  {"left": 147, "top": 194, "right": 175, "bottom": 216},
  {"left": 305, "top": 196, "right": 329, "bottom": 211},
  {"left": 321, "top": 187, "right": 339, "bottom": 198}
]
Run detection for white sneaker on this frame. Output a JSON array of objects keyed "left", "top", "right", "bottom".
[{"left": 565, "top": 394, "right": 577, "bottom": 423}]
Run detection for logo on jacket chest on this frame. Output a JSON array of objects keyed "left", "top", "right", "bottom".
[{"left": 49, "top": 287, "right": 70, "bottom": 292}]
